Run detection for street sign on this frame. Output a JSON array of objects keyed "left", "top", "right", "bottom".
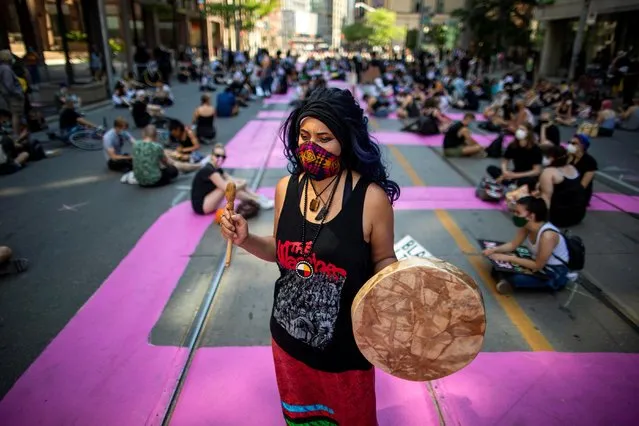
[{"left": 394, "top": 235, "right": 433, "bottom": 260}]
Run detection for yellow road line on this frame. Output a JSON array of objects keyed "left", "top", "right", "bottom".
[{"left": 388, "top": 145, "right": 553, "bottom": 352}]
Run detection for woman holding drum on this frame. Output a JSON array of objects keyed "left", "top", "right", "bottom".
[{"left": 220, "top": 87, "right": 485, "bottom": 425}]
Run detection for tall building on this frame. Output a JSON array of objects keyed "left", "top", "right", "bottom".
[
  {"left": 311, "top": 0, "right": 347, "bottom": 49},
  {"left": 281, "top": 0, "right": 320, "bottom": 50},
  {"left": 535, "top": 0, "right": 639, "bottom": 77}
]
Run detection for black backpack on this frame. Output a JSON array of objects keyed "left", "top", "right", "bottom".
[{"left": 543, "top": 228, "right": 586, "bottom": 271}]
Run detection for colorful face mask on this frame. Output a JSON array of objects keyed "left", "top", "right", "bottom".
[{"left": 297, "top": 142, "right": 340, "bottom": 180}]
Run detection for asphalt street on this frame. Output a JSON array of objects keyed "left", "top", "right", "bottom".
[{"left": 1, "top": 80, "right": 639, "bottom": 404}]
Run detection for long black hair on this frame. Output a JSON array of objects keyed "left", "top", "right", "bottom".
[{"left": 280, "top": 87, "right": 400, "bottom": 204}]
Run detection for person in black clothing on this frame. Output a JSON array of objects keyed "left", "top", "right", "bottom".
[
  {"left": 567, "top": 134, "right": 597, "bottom": 206},
  {"left": 443, "top": 113, "right": 486, "bottom": 157},
  {"left": 58, "top": 100, "right": 97, "bottom": 139},
  {"left": 535, "top": 112, "right": 561, "bottom": 146},
  {"left": 538, "top": 145, "right": 587, "bottom": 227},
  {"left": 191, "top": 144, "right": 272, "bottom": 215},
  {"left": 219, "top": 87, "right": 400, "bottom": 425},
  {"left": 486, "top": 123, "right": 542, "bottom": 187}
]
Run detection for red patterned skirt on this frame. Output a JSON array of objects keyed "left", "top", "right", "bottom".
[{"left": 272, "top": 340, "right": 378, "bottom": 425}]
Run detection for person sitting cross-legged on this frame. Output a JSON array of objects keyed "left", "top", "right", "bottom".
[
  {"left": 103, "top": 117, "right": 135, "bottom": 173},
  {"left": 443, "top": 113, "right": 486, "bottom": 157},
  {"left": 191, "top": 144, "right": 273, "bottom": 215},
  {"left": 483, "top": 196, "right": 571, "bottom": 294}
]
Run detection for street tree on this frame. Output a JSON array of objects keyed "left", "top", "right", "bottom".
[
  {"left": 453, "top": 0, "right": 536, "bottom": 57},
  {"left": 365, "top": 8, "right": 406, "bottom": 48},
  {"left": 204, "top": 0, "right": 278, "bottom": 49},
  {"left": 342, "top": 21, "right": 373, "bottom": 46}
]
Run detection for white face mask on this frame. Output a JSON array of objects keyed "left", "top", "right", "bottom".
[
  {"left": 515, "top": 129, "right": 527, "bottom": 140},
  {"left": 542, "top": 157, "right": 552, "bottom": 167},
  {"left": 566, "top": 144, "right": 578, "bottom": 154}
]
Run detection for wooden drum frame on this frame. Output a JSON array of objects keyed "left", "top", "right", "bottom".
[{"left": 352, "top": 257, "right": 486, "bottom": 382}]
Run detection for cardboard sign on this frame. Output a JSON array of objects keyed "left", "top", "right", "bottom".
[
  {"left": 478, "top": 239, "right": 548, "bottom": 279},
  {"left": 394, "top": 235, "right": 433, "bottom": 260}
]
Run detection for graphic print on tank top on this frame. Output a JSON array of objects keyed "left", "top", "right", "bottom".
[{"left": 273, "top": 240, "right": 347, "bottom": 350}]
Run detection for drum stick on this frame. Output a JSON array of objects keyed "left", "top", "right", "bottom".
[{"left": 224, "top": 181, "right": 237, "bottom": 268}]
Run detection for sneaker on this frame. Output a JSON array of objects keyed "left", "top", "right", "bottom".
[
  {"left": 258, "top": 198, "right": 274, "bottom": 210},
  {"left": 495, "top": 279, "right": 514, "bottom": 294}
]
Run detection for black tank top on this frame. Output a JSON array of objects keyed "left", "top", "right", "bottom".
[
  {"left": 178, "top": 132, "right": 195, "bottom": 149},
  {"left": 443, "top": 122, "right": 465, "bottom": 149},
  {"left": 271, "top": 172, "right": 373, "bottom": 372},
  {"left": 550, "top": 171, "right": 586, "bottom": 227},
  {"left": 197, "top": 114, "right": 214, "bottom": 129}
]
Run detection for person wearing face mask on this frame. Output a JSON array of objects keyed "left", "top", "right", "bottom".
[
  {"left": 482, "top": 196, "right": 571, "bottom": 294},
  {"left": 534, "top": 112, "right": 561, "bottom": 146},
  {"left": 190, "top": 144, "right": 273, "bottom": 215},
  {"left": 486, "top": 123, "right": 542, "bottom": 187},
  {"left": 538, "top": 145, "right": 587, "bottom": 227},
  {"left": 443, "top": 113, "right": 486, "bottom": 157},
  {"left": 219, "top": 87, "right": 400, "bottom": 425},
  {"left": 567, "top": 134, "right": 597, "bottom": 206}
]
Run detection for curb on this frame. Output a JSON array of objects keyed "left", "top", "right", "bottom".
[{"left": 44, "top": 100, "right": 113, "bottom": 124}]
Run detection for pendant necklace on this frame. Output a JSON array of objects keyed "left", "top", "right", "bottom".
[
  {"left": 296, "top": 173, "right": 341, "bottom": 280},
  {"left": 309, "top": 174, "right": 338, "bottom": 213}
]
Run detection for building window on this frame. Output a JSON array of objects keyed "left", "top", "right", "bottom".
[
  {"left": 414, "top": 1, "right": 421, "bottom": 13},
  {"left": 436, "top": 0, "right": 444, "bottom": 14}
]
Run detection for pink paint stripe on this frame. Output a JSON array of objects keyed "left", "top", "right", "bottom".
[
  {"left": 434, "top": 352, "right": 639, "bottom": 425},
  {"left": 170, "top": 346, "right": 440, "bottom": 426},
  {"left": 223, "top": 120, "right": 282, "bottom": 169},
  {"left": 257, "top": 186, "right": 639, "bottom": 213},
  {"left": 257, "top": 110, "right": 289, "bottom": 119},
  {"left": 0, "top": 203, "right": 212, "bottom": 426},
  {"left": 373, "top": 131, "right": 494, "bottom": 147}
]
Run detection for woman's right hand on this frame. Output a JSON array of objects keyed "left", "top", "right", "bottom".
[{"left": 220, "top": 210, "right": 249, "bottom": 246}]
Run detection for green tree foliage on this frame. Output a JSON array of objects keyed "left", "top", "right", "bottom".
[
  {"left": 342, "top": 21, "right": 373, "bottom": 44},
  {"left": 453, "top": 0, "right": 536, "bottom": 56},
  {"left": 204, "top": 0, "right": 278, "bottom": 45},
  {"left": 428, "top": 25, "right": 447, "bottom": 48},
  {"left": 365, "top": 9, "right": 406, "bottom": 47}
]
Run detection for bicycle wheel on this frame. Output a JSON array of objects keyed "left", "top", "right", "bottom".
[{"left": 68, "top": 130, "right": 103, "bottom": 151}]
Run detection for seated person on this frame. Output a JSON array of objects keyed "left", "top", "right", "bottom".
[
  {"left": 617, "top": 98, "right": 639, "bottom": 131},
  {"left": 122, "top": 71, "right": 144, "bottom": 92},
  {"left": 443, "top": 113, "right": 486, "bottom": 157},
  {"left": 142, "top": 63, "right": 162, "bottom": 88},
  {"left": 507, "top": 100, "right": 535, "bottom": 132},
  {"left": 103, "top": 117, "right": 135, "bottom": 173},
  {"left": 130, "top": 91, "right": 152, "bottom": 128},
  {"left": 0, "top": 245, "right": 28, "bottom": 276},
  {"left": 228, "top": 71, "right": 250, "bottom": 107},
  {"left": 538, "top": 145, "right": 586, "bottom": 227},
  {"left": 54, "top": 83, "right": 81, "bottom": 111},
  {"left": 192, "top": 94, "right": 216, "bottom": 142},
  {"left": 534, "top": 112, "right": 561, "bottom": 146},
  {"left": 524, "top": 89, "right": 543, "bottom": 116},
  {"left": 112, "top": 86, "right": 131, "bottom": 108},
  {"left": 596, "top": 100, "right": 617, "bottom": 137},
  {"left": 151, "top": 83, "right": 174, "bottom": 107},
  {"left": 13, "top": 122, "right": 50, "bottom": 162},
  {"left": 555, "top": 96, "right": 576, "bottom": 126},
  {"left": 483, "top": 196, "right": 571, "bottom": 294},
  {"left": 362, "top": 94, "right": 390, "bottom": 118},
  {"left": 486, "top": 123, "right": 542, "bottom": 187},
  {"left": 567, "top": 134, "right": 597, "bottom": 206},
  {"left": 191, "top": 144, "right": 274, "bottom": 215},
  {"left": 199, "top": 66, "right": 217, "bottom": 92},
  {"left": 403, "top": 98, "right": 450, "bottom": 135},
  {"left": 0, "top": 132, "right": 29, "bottom": 175},
  {"left": 454, "top": 84, "right": 480, "bottom": 111},
  {"left": 58, "top": 99, "right": 97, "bottom": 139},
  {"left": 396, "top": 94, "right": 421, "bottom": 120},
  {"left": 216, "top": 88, "right": 240, "bottom": 118},
  {"left": 168, "top": 119, "right": 201, "bottom": 163},
  {"left": 133, "top": 125, "right": 179, "bottom": 188}
]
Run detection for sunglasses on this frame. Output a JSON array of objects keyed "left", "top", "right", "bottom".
[{"left": 214, "top": 153, "right": 227, "bottom": 160}]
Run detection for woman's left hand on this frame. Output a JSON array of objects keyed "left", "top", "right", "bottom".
[{"left": 490, "top": 253, "right": 512, "bottom": 263}]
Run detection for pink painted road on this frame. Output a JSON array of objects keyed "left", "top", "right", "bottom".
[
  {"left": 258, "top": 110, "right": 486, "bottom": 122},
  {"left": 256, "top": 186, "right": 639, "bottom": 215},
  {"left": 224, "top": 120, "right": 500, "bottom": 169},
  {"left": 1, "top": 202, "right": 638, "bottom": 425}
]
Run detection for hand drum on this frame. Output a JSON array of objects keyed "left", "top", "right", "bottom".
[{"left": 351, "top": 257, "right": 486, "bottom": 382}]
